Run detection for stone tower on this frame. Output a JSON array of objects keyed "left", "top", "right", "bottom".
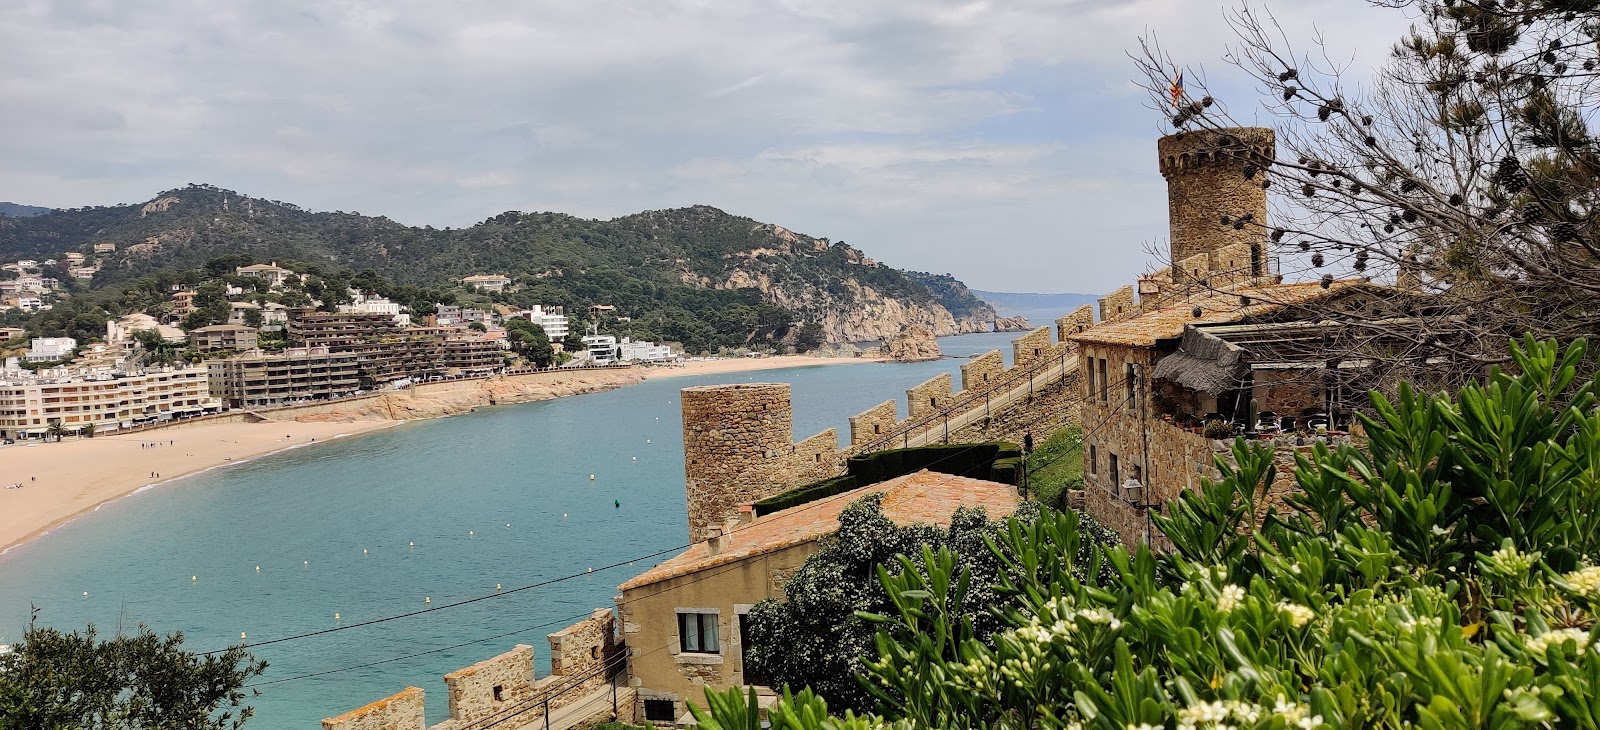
[
  {"left": 680, "top": 383, "right": 794, "bottom": 543},
  {"left": 1157, "top": 127, "right": 1276, "bottom": 278}
]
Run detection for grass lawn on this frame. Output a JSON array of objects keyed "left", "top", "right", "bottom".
[{"left": 1023, "top": 426, "right": 1084, "bottom": 508}]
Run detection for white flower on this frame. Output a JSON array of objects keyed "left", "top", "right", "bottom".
[
  {"left": 1485, "top": 544, "right": 1541, "bottom": 577},
  {"left": 1217, "top": 585, "right": 1246, "bottom": 613},
  {"left": 1278, "top": 601, "right": 1315, "bottom": 629},
  {"left": 1526, "top": 627, "right": 1593, "bottom": 659},
  {"left": 1565, "top": 566, "right": 1600, "bottom": 596}
]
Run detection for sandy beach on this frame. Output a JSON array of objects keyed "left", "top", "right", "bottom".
[
  {"left": 0, "top": 357, "right": 876, "bottom": 554},
  {"left": 639, "top": 355, "right": 882, "bottom": 380},
  {"left": 0, "top": 419, "right": 397, "bottom": 554}
]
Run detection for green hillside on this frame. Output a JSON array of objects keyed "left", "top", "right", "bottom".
[{"left": 0, "top": 185, "right": 995, "bottom": 351}]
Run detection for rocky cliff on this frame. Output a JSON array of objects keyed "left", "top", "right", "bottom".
[
  {"left": 882, "top": 324, "right": 944, "bottom": 362},
  {"left": 993, "top": 315, "right": 1032, "bottom": 332}
]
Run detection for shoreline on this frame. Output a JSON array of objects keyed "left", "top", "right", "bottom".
[
  {"left": 0, "top": 356, "right": 877, "bottom": 556},
  {"left": 0, "top": 419, "right": 402, "bottom": 556}
]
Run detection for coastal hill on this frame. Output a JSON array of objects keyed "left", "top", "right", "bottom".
[
  {"left": 0, "top": 202, "right": 51, "bottom": 218},
  {"left": 0, "top": 184, "right": 996, "bottom": 346}
]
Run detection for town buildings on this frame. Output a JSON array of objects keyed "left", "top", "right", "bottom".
[
  {"left": 234, "top": 262, "right": 293, "bottom": 288},
  {"left": 462, "top": 274, "right": 511, "bottom": 292},
  {"left": 25, "top": 337, "right": 76, "bottom": 363},
  {"left": 206, "top": 347, "right": 363, "bottom": 408},
  {"left": 616, "top": 469, "right": 1020, "bottom": 724},
  {"left": 619, "top": 338, "right": 675, "bottom": 363},
  {"left": 189, "top": 324, "right": 259, "bottom": 352},
  {"left": 0, "top": 366, "right": 220, "bottom": 439},
  {"left": 582, "top": 334, "right": 619, "bottom": 364}
]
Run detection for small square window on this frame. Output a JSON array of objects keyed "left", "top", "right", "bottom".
[
  {"left": 492, "top": 685, "right": 504, "bottom": 702},
  {"left": 678, "top": 611, "right": 720, "bottom": 654},
  {"left": 644, "top": 699, "right": 676, "bottom": 722}
]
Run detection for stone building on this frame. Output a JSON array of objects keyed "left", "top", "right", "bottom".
[
  {"left": 616, "top": 470, "right": 1020, "bottom": 726},
  {"left": 680, "top": 383, "right": 837, "bottom": 543},
  {"left": 1158, "top": 127, "right": 1275, "bottom": 278}
]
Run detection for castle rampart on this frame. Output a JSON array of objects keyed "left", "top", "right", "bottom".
[{"left": 906, "top": 373, "right": 953, "bottom": 420}]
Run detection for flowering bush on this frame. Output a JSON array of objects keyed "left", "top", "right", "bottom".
[{"left": 693, "top": 337, "right": 1600, "bottom": 729}]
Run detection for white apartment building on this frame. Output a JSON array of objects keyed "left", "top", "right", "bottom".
[
  {"left": 339, "top": 292, "right": 410, "bottom": 325},
  {"left": 25, "top": 337, "right": 77, "bottom": 362},
  {"left": 582, "top": 334, "right": 619, "bottom": 364},
  {"left": 619, "top": 338, "right": 674, "bottom": 363},
  {"left": 0, "top": 367, "right": 219, "bottom": 439},
  {"left": 526, "top": 305, "right": 569, "bottom": 340}
]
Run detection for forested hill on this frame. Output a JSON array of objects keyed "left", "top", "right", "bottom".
[
  {"left": 0, "top": 185, "right": 995, "bottom": 344},
  {"left": 0, "top": 202, "right": 51, "bottom": 218}
]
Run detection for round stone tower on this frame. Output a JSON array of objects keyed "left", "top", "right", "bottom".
[
  {"left": 1157, "top": 127, "right": 1276, "bottom": 277},
  {"left": 680, "top": 383, "right": 793, "bottom": 543}
]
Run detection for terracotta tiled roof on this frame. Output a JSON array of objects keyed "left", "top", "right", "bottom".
[
  {"left": 618, "top": 470, "right": 1021, "bottom": 592},
  {"left": 1068, "top": 281, "right": 1366, "bottom": 348}
]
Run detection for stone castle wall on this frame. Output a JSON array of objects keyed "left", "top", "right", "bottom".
[
  {"left": 905, "top": 373, "right": 953, "bottom": 420},
  {"left": 327, "top": 611, "right": 621, "bottom": 730},
  {"left": 681, "top": 383, "right": 797, "bottom": 543},
  {"left": 849, "top": 400, "right": 899, "bottom": 445},
  {"left": 1158, "top": 127, "right": 1274, "bottom": 277},
  {"left": 1098, "top": 285, "right": 1137, "bottom": 323},
  {"left": 960, "top": 350, "right": 1005, "bottom": 390}
]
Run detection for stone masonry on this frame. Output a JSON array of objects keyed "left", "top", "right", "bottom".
[
  {"left": 441, "top": 645, "right": 536, "bottom": 728},
  {"left": 906, "top": 373, "right": 953, "bottom": 420},
  {"left": 1158, "top": 127, "right": 1275, "bottom": 278},
  {"left": 323, "top": 687, "right": 426, "bottom": 730}
]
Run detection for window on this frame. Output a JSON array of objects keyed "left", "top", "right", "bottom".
[
  {"left": 1125, "top": 363, "right": 1138, "bottom": 412},
  {"left": 678, "top": 611, "right": 720, "bottom": 654},
  {"left": 492, "top": 685, "right": 504, "bottom": 702},
  {"left": 1098, "top": 359, "right": 1109, "bottom": 403},
  {"left": 1089, "top": 445, "right": 1098, "bottom": 475},
  {"left": 1086, "top": 357, "right": 1095, "bottom": 397},
  {"left": 874, "top": 424, "right": 881, "bottom": 434},
  {"left": 644, "top": 699, "right": 677, "bottom": 722},
  {"left": 1109, "top": 453, "right": 1120, "bottom": 487}
]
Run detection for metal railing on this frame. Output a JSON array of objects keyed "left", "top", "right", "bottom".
[{"left": 853, "top": 349, "right": 1079, "bottom": 454}]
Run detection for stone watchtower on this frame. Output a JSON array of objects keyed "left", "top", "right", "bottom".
[
  {"left": 680, "top": 383, "right": 794, "bottom": 544},
  {"left": 1157, "top": 127, "right": 1276, "bottom": 279}
]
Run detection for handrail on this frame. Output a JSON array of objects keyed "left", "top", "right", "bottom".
[{"left": 853, "top": 350, "right": 1078, "bottom": 454}]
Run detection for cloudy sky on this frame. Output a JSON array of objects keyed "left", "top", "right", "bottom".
[{"left": 0, "top": 1, "right": 1414, "bottom": 292}]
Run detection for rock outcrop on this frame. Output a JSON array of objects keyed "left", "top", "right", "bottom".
[
  {"left": 882, "top": 325, "right": 943, "bottom": 362},
  {"left": 993, "top": 315, "right": 1032, "bottom": 332}
]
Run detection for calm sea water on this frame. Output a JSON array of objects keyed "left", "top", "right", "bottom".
[{"left": 0, "top": 332, "right": 1026, "bottom": 729}]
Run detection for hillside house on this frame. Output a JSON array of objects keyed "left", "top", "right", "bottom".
[
  {"left": 235, "top": 262, "right": 293, "bottom": 288},
  {"left": 616, "top": 470, "right": 1020, "bottom": 725},
  {"left": 462, "top": 274, "right": 511, "bottom": 292}
]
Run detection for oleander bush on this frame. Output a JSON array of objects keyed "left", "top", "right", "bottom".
[{"left": 699, "top": 337, "right": 1600, "bottom": 729}]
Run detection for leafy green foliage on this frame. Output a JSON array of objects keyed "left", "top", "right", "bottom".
[
  {"left": 503, "top": 318, "right": 554, "bottom": 367},
  {"left": 700, "top": 337, "right": 1600, "bottom": 730},
  {"left": 0, "top": 615, "right": 266, "bottom": 729},
  {"left": 1022, "top": 427, "right": 1084, "bottom": 509}
]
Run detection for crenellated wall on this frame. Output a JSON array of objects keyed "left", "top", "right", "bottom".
[
  {"left": 1056, "top": 306, "right": 1094, "bottom": 342},
  {"left": 1011, "top": 328, "right": 1055, "bottom": 370},
  {"left": 327, "top": 610, "right": 623, "bottom": 730},
  {"left": 905, "top": 373, "right": 953, "bottom": 420},
  {"left": 849, "top": 400, "right": 899, "bottom": 447},
  {"left": 961, "top": 350, "right": 1006, "bottom": 391},
  {"left": 1098, "top": 285, "right": 1137, "bottom": 323}
]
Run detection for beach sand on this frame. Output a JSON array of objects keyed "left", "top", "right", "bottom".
[
  {"left": 639, "top": 355, "right": 882, "bottom": 380},
  {"left": 0, "top": 419, "right": 397, "bottom": 554}
]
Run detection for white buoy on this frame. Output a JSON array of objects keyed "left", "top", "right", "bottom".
[
  {"left": 587, "top": 567, "right": 593, "bottom": 573},
  {"left": 240, "top": 632, "right": 247, "bottom": 640},
  {"left": 409, "top": 541, "right": 415, "bottom": 548},
  {"left": 646, "top": 439, "right": 651, "bottom": 444},
  {"left": 334, "top": 612, "right": 341, "bottom": 622},
  {"left": 496, "top": 583, "right": 502, "bottom": 591},
  {"left": 632, "top": 456, "right": 637, "bottom": 461},
  {"left": 590, "top": 474, "right": 595, "bottom": 480},
  {"left": 255, "top": 565, "right": 260, "bottom": 572},
  {"left": 82, "top": 591, "right": 88, "bottom": 598},
  {"left": 192, "top": 575, "right": 197, "bottom": 582},
  {"left": 505, "top": 523, "right": 511, "bottom": 528},
  {"left": 304, "top": 560, "right": 309, "bottom": 566},
  {"left": 362, "top": 548, "right": 368, "bottom": 555},
  {"left": 469, "top": 530, "right": 475, "bottom": 537},
  {"left": 424, "top": 596, "right": 431, "bottom": 604},
  {"left": 563, "top": 513, "right": 568, "bottom": 519}
]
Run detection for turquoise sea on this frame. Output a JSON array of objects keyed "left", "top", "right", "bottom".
[{"left": 0, "top": 331, "right": 1029, "bottom": 729}]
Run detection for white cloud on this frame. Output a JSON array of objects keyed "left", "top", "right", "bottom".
[{"left": 0, "top": 0, "right": 1412, "bottom": 291}]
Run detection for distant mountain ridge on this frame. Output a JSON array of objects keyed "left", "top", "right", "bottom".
[
  {"left": 0, "top": 185, "right": 996, "bottom": 347},
  {"left": 971, "top": 290, "right": 1099, "bottom": 314},
  {"left": 0, "top": 202, "right": 52, "bottom": 218}
]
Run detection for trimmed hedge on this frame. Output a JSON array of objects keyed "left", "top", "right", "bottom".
[{"left": 753, "top": 441, "right": 1021, "bottom": 517}]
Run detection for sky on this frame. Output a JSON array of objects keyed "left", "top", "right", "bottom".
[{"left": 0, "top": 1, "right": 1416, "bottom": 293}]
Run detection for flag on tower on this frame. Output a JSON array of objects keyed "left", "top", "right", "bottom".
[{"left": 1169, "top": 72, "right": 1184, "bottom": 107}]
